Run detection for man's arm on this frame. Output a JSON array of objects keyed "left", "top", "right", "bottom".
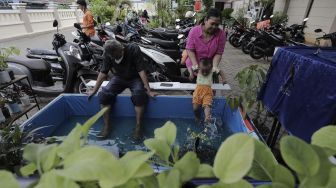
[
  {"left": 138, "top": 70, "right": 158, "bottom": 97},
  {"left": 138, "top": 70, "right": 151, "bottom": 92},
  {"left": 88, "top": 72, "right": 107, "bottom": 100}
]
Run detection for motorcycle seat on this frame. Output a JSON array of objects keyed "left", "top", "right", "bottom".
[
  {"left": 270, "top": 33, "right": 285, "bottom": 41},
  {"left": 90, "top": 34, "right": 104, "bottom": 46},
  {"left": 7, "top": 56, "right": 50, "bottom": 71},
  {"left": 146, "top": 38, "right": 179, "bottom": 49},
  {"left": 149, "top": 30, "right": 178, "bottom": 40},
  {"left": 27, "top": 48, "right": 57, "bottom": 56}
]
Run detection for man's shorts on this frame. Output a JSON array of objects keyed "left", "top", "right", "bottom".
[
  {"left": 98, "top": 76, "right": 148, "bottom": 106},
  {"left": 192, "top": 85, "right": 213, "bottom": 107}
]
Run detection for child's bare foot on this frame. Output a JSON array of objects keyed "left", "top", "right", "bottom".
[{"left": 205, "top": 116, "right": 211, "bottom": 124}]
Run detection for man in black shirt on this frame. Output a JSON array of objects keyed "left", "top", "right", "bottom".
[{"left": 88, "top": 40, "right": 158, "bottom": 139}]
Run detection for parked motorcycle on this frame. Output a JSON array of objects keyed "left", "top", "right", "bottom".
[
  {"left": 228, "top": 25, "right": 246, "bottom": 48},
  {"left": 7, "top": 20, "right": 99, "bottom": 96},
  {"left": 314, "top": 28, "right": 336, "bottom": 47}
]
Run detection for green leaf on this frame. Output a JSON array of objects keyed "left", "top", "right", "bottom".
[
  {"left": 114, "top": 179, "right": 139, "bottom": 188},
  {"left": 174, "top": 152, "right": 200, "bottom": 182},
  {"left": 248, "top": 139, "right": 278, "bottom": 181},
  {"left": 173, "top": 145, "right": 180, "bottom": 162},
  {"left": 272, "top": 164, "right": 295, "bottom": 188},
  {"left": 120, "top": 151, "right": 154, "bottom": 179},
  {"left": 301, "top": 146, "right": 333, "bottom": 187},
  {"left": 326, "top": 168, "right": 336, "bottom": 187},
  {"left": 157, "top": 169, "right": 180, "bottom": 188},
  {"left": 256, "top": 183, "right": 289, "bottom": 188},
  {"left": 213, "top": 133, "right": 254, "bottom": 184},
  {"left": 198, "top": 179, "right": 253, "bottom": 188},
  {"left": 133, "top": 163, "right": 154, "bottom": 178},
  {"left": 23, "top": 143, "right": 44, "bottom": 163},
  {"left": 22, "top": 143, "right": 58, "bottom": 173},
  {"left": 0, "top": 170, "right": 20, "bottom": 188},
  {"left": 280, "top": 136, "right": 320, "bottom": 177},
  {"left": 20, "top": 163, "right": 37, "bottom": 177},
  {"left": 57, "top": 124, "right": 82, "bottom": 159},
  {"left": 138, "top": 176, "right": 159, "bottom": 188},
  {"left": 144, "top": 138, "right": 171, "bottom": 163},
  {"left": 154, "top": 121, "right": 177, "bottom": 146},
  {"left": 82, "top": 107, "right": 108, "bottom": 139},
  {"left": 35, "top": 171, "right": 79, "bottom": 188},
  {"left": 40, "top": 144, "right": 58, "bottom": 172},
  {"left": 196, "top": 164, "right": 215, "bottom": 178},
  {"left": 311, "top": 126, "right": 336, "bottom": 155},
  {"left": 55, "top": 146, "right": 125, "bottom": 187}
]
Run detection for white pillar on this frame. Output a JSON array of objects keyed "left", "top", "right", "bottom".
[{"left": 10, "top": 3, "right": 33, "bottom": 33}]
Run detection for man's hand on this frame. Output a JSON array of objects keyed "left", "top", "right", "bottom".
[
  {"left": 88, "top": 90, "right": 97, "bottom": 101},
  {"left": 147, "top": 91, "right": 159, "bottom": 98}
]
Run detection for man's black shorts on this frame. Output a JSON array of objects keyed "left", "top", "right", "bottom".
[{"left": 98, "top": 76, "right": 148, "bottom": 106}]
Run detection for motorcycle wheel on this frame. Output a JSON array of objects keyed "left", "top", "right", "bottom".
[
  {"left": 241, "top": 40, "right": 251, "bottom": 54},
  {"left": 249, "top": 42, "right": 265, "bottom": 60},
  {"left": 229, "top": 35, "right": 241, "bottom": 48},
  {"left": 74, "top": 75, "right": 98, "bottom": 94}
]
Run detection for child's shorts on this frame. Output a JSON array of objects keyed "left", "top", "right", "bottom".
[{"left": 192, "top": 85, "right": 213, "bottom": 107}]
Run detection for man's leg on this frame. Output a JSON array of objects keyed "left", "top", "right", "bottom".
[
  {"left": 97, "top": 76, "right": 126, "bottom": 138},
  {"left": 129, "top": 78, "right": 148, "bottom": 139}
]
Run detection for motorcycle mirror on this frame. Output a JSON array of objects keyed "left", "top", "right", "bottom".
[
  {"left": 74, "top": 23, "right": 82, "bottom": 30},
  {"left": 303, "top": 17, "right": 309, "bottom": 22},
  {"left": 176, "top": 19, "right": 181, "bottom": 22},
  {"left": 106, "top": 22, "right": 111, "bottom": 26},
  {"left": 53, "top": 20, "right": 58, "bottom": 27},
  {"left": 314, "top": 28, "right": 322, "bottom": 33},
  {"left": 97, "top": 16, "right": 101, "bottom": 24},
  {"left": 270, "top": 14, "right": 274, "bottom": 18}
]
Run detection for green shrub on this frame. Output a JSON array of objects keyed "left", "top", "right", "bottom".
[{"left": 1, "top": 107, "right": 335, "bottom": 188}]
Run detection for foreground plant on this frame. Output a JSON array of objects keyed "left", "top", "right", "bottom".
[{"left": 0, "top": 107, "right": 335, "bottom": 187}]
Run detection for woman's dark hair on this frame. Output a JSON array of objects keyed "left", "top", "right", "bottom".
[
  {"left": 198, "top": 8, "right": 222, "bottom": 25},
  {"left": 76, "top": 0, "right": 87, "bottom": 8},
  {"left": 205, "top": 8, "right": 222, "bottom": 21}
]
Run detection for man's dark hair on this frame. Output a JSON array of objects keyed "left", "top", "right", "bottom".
[
  {"left": 103, "top": 40, "right": 123, "bottom": 59},
  {"left": 200, "top": 58, "right": 213, "bottom": 67},
  {"left": 205, "top": 8, "right": 222, "bottom": 21},
  {"left": 76, "top": 0, "right": 87, "bottom": 8}
]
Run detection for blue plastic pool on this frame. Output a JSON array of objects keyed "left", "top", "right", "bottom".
[{"left": 22, "top": 94, "right": 259, "bottom": 162}]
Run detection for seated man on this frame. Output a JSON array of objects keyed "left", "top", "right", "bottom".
[{"left": 88, "top": 40, "right": 158, "bottom": 139}]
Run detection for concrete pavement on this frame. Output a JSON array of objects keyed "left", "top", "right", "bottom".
[{"left": 0, "top": 27, "right": 75, "bottom": 52}]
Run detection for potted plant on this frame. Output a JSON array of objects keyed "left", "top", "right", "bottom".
[
  {"left": 0, "top": 47, "right": 20, "bottom": 85},
  {"left": 4, "top": 88, "right": 22, "bottom": 114}
]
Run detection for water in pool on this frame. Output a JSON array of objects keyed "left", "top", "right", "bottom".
[{"left": 52, "top": 116, "right": 233, "bottom": 164}]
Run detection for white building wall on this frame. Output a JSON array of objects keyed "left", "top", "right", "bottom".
[
  {"left": 305, "top": 0, "right": 336, "bottom": 44},
  {"left": 286, "top": 0, "right": 310, "bottom": 25}
]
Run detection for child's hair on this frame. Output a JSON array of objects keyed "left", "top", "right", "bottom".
[{"left": 200, "top": 58, "right": 213, "bottom": 67}]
